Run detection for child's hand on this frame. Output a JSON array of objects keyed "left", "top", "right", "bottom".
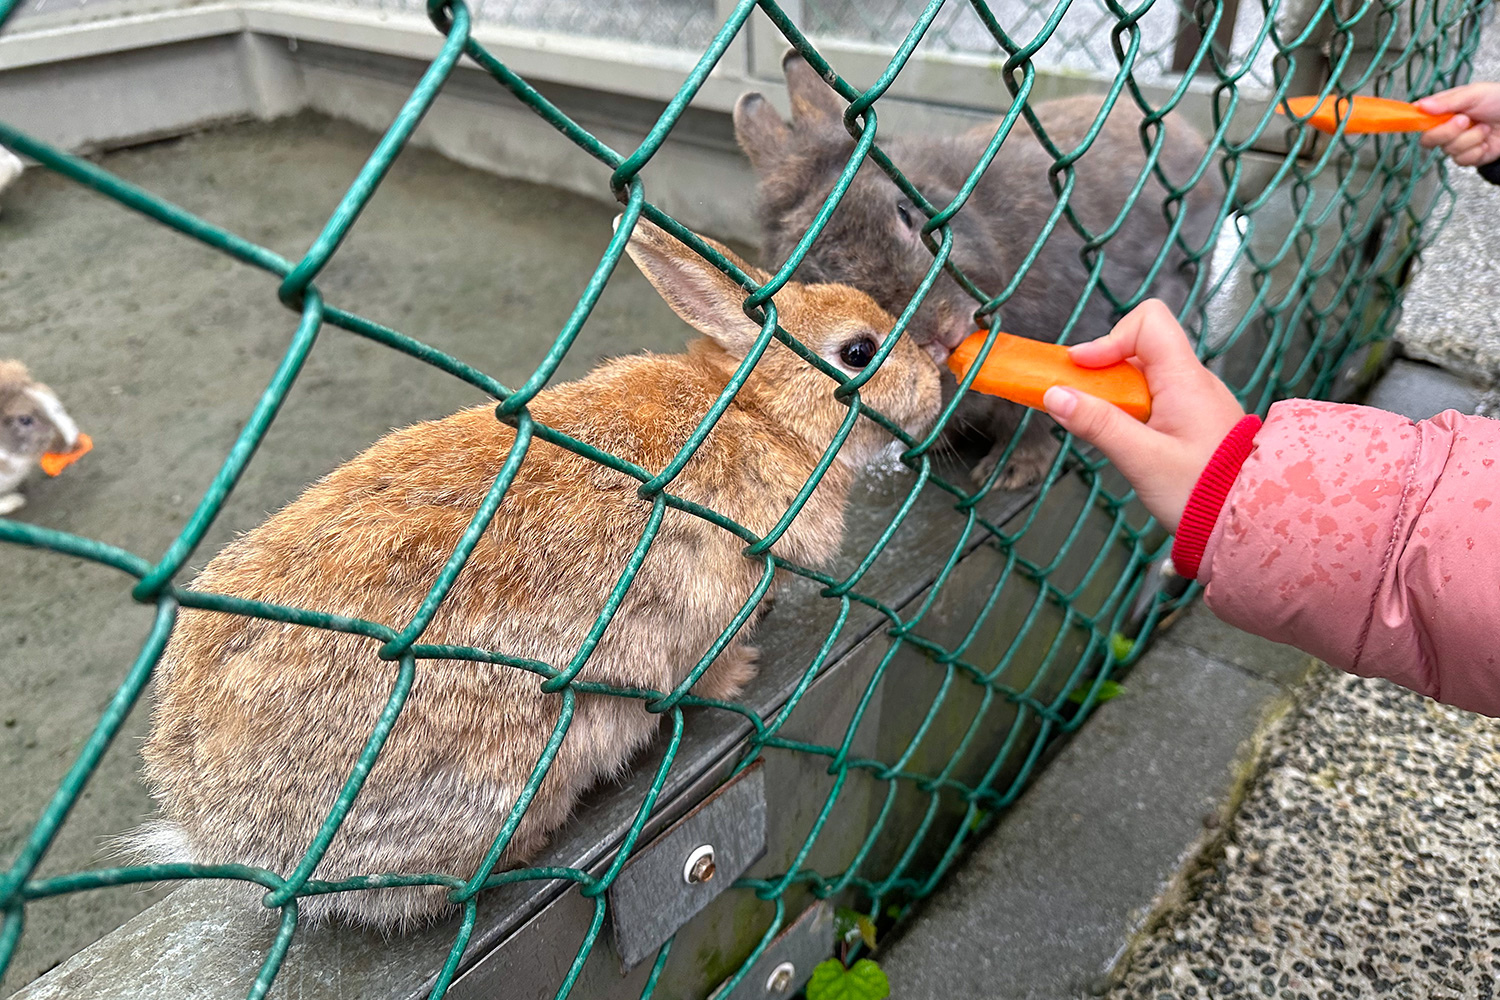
[
  {"left": 1042, "top": 300, "right": 1245, "bottom": 532},
  {"left": 1416, "top": 82, "right": 1500, "bottom": 167}
]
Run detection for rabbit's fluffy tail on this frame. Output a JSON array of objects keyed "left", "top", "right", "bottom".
[{"left": 110, "top": 819, "right": 193, "bottom": 866}]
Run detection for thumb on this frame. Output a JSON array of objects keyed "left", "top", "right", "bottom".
[
  {"left": 1043, "top": 386, "right": 1153, "bottom": 464},
  {"left": 1418, "top": 84, "right": 1484, "bottom": 115}
]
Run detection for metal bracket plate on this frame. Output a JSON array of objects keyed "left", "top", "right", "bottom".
[
  {"left": 607, "top": 760, "right": 767, "bottom": 970},
  {"left": 708, "top": 901, "right": 835, "bottom": 1000}
]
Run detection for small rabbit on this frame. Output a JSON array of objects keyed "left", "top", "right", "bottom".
[
  {"left": 734, "top": 54, "right": 1224, "bottom": 488},
  {"left": 136, "top": 218, "right": 942, "bottom": 930},
  {"left": 0, "top": 361, "right": 81, "bottom": 516},
  {"left": 0, "top": 145, "right": 22, "bottom": 213}
]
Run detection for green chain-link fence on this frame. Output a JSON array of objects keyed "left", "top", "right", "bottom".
[
  {"left": 0, "top": 0, "right": 1489, "bottom": 995},
  {"left": 802, "top": 0, "right": 1274, "bottom": 86}
]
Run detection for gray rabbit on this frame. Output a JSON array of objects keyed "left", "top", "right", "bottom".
[{"left": 735, "top": 53, "right": 1224, "bottom": 487}]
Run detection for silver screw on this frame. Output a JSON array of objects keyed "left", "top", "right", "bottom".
[
  {"left": 683, "top": 844, "right": 716, "bottom": 884},
  {"left": 765, "top": 961, "right": 795, "bottom": 993}
]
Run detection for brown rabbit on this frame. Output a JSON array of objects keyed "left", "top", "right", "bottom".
[
  {"left": 135, "top": 218, "right": 942, "bottom": 930},
  {"left": 734, "top": 53, "right": 1224, "bottom": 488}
]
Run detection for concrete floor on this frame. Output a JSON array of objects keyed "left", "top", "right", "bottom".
[{"left": 0, "top": 112, "right": 707, "bottom": 995}]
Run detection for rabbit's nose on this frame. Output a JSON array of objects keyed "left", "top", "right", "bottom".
[{"left": 923, "top": 341, "right": 951, "bottom": 365}]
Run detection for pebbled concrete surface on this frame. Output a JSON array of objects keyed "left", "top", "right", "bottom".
[{"left": 1107, "top": 671, "right": 1500, "bottom": 1000}]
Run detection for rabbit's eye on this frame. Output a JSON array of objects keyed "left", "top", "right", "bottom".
[
  {"left": 839, "top": 336, "right": 878, "bottom": 370},
  {"left": 895, "top": 199, "right": 917, "bottom": 230},
  {"left": 13, "top": 415, "right": 33, "bottom": 428}
]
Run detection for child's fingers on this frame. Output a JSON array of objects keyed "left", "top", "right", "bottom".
[
  {"left": 1066, "top": 336, "right": 1132, "bottom": 368},
  {"left": 1443, "top": 123, "right": 1492, "bottom": 159},
  {"left": 1068, "top": 299, "right": 1192, "bottom": 370},
  {"left": 1044, "top": 385, "right": 1156, "bottom": 468},
  {"left": 1420, "top": 113, "right": 1471, "bottom": 148},
  {"left": 1453, "top": 132, "right": 1500, "bottom": 167}
]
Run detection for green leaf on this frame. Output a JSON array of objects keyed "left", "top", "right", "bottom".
[
  {"left": 856, "top": 914, "right": 878, "bottom": 950},
  {"left": 885, "top": 904, "right": 902, "bottom": 921},
  {"left": 1068, "top": 679, "right": 1124, "bottom": 706},
  {"left": 1109, "top": 631, "right": 1136, "bottom": 662},
  {"left": 805, "top": 959, "right": 891, "bottom": 1000}
]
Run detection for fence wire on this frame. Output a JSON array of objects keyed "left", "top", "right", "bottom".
[
  {"left": 804, "top": 0, "right": 1275, "bottom": 87},
  {"left": 0, "top": 0, "right": 1489, "bottom": 996}
]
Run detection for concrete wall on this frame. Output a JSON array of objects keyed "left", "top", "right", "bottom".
[{"left": 0, "top": 0, "right": 1296, "bottom": 245}]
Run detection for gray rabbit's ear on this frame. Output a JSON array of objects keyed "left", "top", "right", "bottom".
[
  {"left": 733, "top": 93, "right": 790, "bottom": 172},
  {"left": 618, "top": 216, "right": 767, "bottom": 358},
  {"left": 783, "top": 51, "right": 845, "bottom": 128}
]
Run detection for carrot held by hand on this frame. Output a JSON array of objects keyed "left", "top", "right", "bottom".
[
  {"left": 947, "top": 331, "right": 1152, "bottom": 423},
  {"left": 1280, "top": 95, "right": 1454, "bottom": 134}
]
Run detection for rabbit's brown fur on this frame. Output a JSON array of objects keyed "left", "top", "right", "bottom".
[
  {"left": 138, "top": 220, "right": 941, "bottom": 929},
  {"left": 735, "top": 54, "right": 1225, "bottom": 488}
]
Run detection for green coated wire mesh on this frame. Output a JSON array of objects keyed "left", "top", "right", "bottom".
[
  {"left": 803, "top": 0, "right": 1270, "bottom": 83},
  {"left": 0, "top": 0, "right": 1490, "bottom": 996}
]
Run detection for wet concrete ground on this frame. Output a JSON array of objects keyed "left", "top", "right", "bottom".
[{"left": 0, "top": 112, "right": 707, "bottom": 994}]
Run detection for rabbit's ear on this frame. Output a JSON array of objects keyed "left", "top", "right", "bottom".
[
  {"left": 619, "top": 217, "right": 769, "bottom": 357},
  {"left": 783, "top": 51, "right": 845, "bottom": 128},
  {"left": 734, "top": 93, "right": 790, "bottom": 171},
  {"left": 0, "top": 360, "right": 29, "bottom": 390},
  {"left": 23, "top": 385, "right": 78, "bottom": 450}
]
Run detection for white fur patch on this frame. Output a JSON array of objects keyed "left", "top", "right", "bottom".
[
  {"left": 109, "top": 819, "right": 193, "bottom": 866},
  {"left": 865, "top": 438, "right": 916, "bottom": 479},
  {"left": 24, "top": 386, "right": 78, "bottom": 448},
  {"left": 0, "top": 448, "right": 31, "bottom": 495},
  {"left": 0, "top": 146, "right": 22, "bottom": 194}
]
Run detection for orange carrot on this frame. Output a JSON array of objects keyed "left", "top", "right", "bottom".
[
  {"left": 947, "top": 331, "right": 1152, "bottom": 423},
  {"left": 40, "top": 432, "right": 92, "bottom": 476},
  {"left": 1280, "top": 95, "right": 1453, "bottom": 135}
]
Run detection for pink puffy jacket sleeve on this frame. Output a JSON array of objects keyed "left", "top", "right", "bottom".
[{"left": 1189, "top": 399, "right": 1500, "bottom": 716}]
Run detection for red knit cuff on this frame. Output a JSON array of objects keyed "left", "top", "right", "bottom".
[{"left": 1170, "top": 415, "right": 1262, "bottom": 580}]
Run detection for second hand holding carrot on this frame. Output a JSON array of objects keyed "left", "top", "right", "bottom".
[
  {"left": 1041, "top": 300, "right": 1246, "bottom": 533},
  {"left": 1415, "top": 82, "right": 1500, "bottom": 167},
  {"left": 1281, "top": 94, "right": 1454, "bottom": 134}
]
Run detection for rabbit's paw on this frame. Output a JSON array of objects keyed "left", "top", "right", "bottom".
[
  {"left": 971, "top": 437, "right": 1058, "bottom": 492},
  {"left": 692, "top": 643, "right": 760, "bottom": 703},
  {"left": 0, "top": 493, "right": 24, "bottom": 516}
]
